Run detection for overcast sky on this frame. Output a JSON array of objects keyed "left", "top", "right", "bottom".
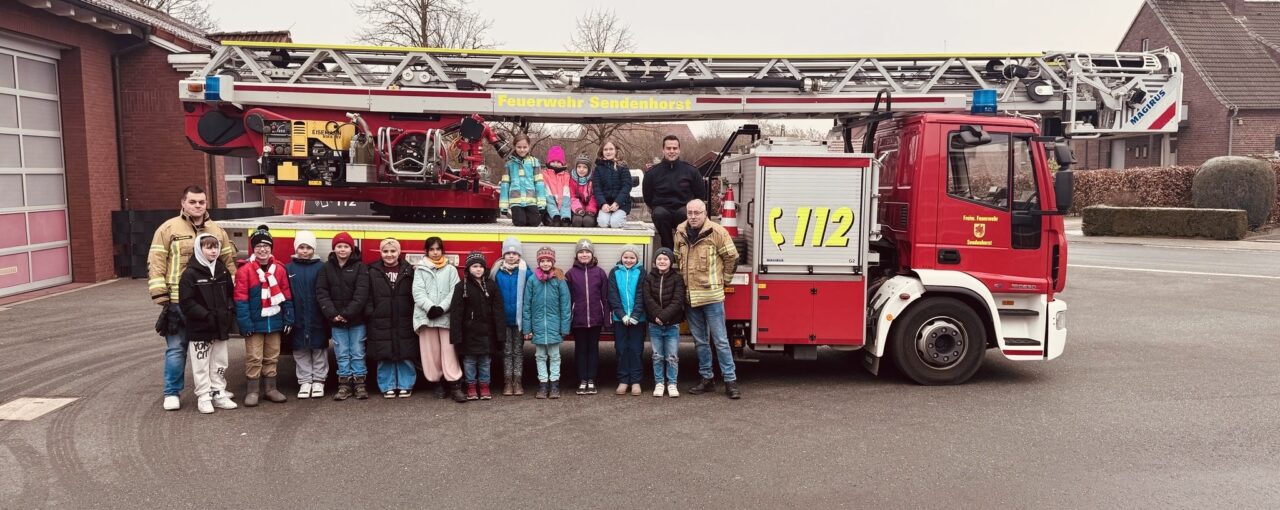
[{"left": 204, "top": 0, "right": 1149, "bottom": 134}]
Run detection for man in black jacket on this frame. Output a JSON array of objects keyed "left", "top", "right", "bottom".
[{"left": 642, "top": 135, "right": 706, "bottom": 250}]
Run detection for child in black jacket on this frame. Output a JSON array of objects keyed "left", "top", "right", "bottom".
[{"left": 179, "top": 233, "right": 239, "bottom": 414}]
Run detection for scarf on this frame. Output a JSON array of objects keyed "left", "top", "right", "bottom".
[
  {"left": 534, "top": 266, "right": 555, "bottom": 282},
  {"left": 256, "top": 262, "right": 285, "bottom": 317},
  {"left": 425, "top": 255, "right": 448, "bottom": 269}
]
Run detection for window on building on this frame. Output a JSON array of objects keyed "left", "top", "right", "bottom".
[{"left": 222, "top": 156, "right": 262, "bottom": 207}]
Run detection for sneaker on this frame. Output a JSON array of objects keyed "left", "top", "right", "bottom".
[
  {"left": 652, "top": 385, "right": 665, "bottom": 397},
  {"left": 466, "top": 383, "right": 479, "bottom": 401},
  {"left": 586, "top": 381, "right": 597, "bottom": 394},
  {"left": 310, "top": 382, "right": 324, "bottom": 399},
  {"left": 630, "top": 384, "right": 642, "bottom": 396},
  {"left": 549, "top": 381, "right": 561, "bottom": 399},
  {"left": 479, "top": 383, "right": 492, "bottom": 400},
  {"left": 212, "top": 396, "right": 238, "bottom": 410},
  {"left": 397, "top": 389, "right": 412, "bottom": 398},
  {"left": 297, "top": 382, "right": 312, "bottom": 399},
  {"left": 577, "top": 381, "right": 588, "bottom": 395},
  {"left": 667, "top": 384, "right": 680, "bottom": 398},
  {"left": 616, "top": 383, "right": 628, "bottom": 395},
  {"left": 383, "top": 391, "right": 396, "bottom": 399},
  {"left": 197, "top": 399, "right": 214, "bottom": 414},
  {"left": 163, "top": 395, "right": 180, "bottom": 411}
]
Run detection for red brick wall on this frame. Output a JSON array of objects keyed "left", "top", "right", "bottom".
[
  {"left": 1229, "top": 110, "right": 1280, "bottom": 157},
  {"left": 0, "top": 3, "right": 122, "bottom": 283},
  {"left": 117, "top": 45, "right": 210, "bottom": 211}
]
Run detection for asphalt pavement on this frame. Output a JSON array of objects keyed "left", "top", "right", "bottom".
[{"left": 1, "top": 239, "right": 1278, "bottom": 508}]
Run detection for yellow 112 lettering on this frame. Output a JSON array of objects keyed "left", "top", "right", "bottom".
[{"left": 768, "top": 206, "right": 855, "bottom": 248}]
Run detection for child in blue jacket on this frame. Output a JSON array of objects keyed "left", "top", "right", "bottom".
[
  {"left": 607, "top": 244, "right": 646, "bottom": 395},
  {"left": 234, "top": 225, "right": 295, "bottom": 407}
]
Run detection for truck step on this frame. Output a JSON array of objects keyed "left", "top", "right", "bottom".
[
  {"left": 1003, "top": 338, "right": 1042, "bottom": 346},
  {"left": 997, "top": 308, "right": 1040, "bottom": 317}
]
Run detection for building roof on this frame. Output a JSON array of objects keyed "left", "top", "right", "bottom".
[
  {"left": 16, "top": 0, "right": 216, "bottom": 50},
  {"left": 1146, "top": 0, "right": 1280, "bottom": 108},
  {"left": 207, "top": 31, "right": 293, "bottom": 43}
]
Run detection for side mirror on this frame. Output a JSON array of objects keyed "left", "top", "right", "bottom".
[
  {"left": 959, "top": 125, "right": 991, "bottom": 146},
  {"left": 1053, "top": 143, "right": 1076, "bottom": 170},
  {"left": 1054, "top": 170, "right": 1074, "bottom": 213}
]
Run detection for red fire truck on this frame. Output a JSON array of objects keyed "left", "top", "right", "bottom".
[{"left": 176, "top": 43, "right": 1183, "bottom": 384}]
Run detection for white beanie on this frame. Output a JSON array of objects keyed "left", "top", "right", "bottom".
[{"left": 294, "top": 230, "right": 317, "bottom": 255}]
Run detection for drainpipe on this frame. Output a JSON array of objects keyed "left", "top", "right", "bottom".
[
  {"left": 112, "top": 27, "right": 153, "bottom": 211},
  {"left": 1226, "top": 105, "right": 1239, "bottom": 156}
]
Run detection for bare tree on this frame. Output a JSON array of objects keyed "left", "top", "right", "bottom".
[
  {"left": 131, "top": 0, "right": 219, "bottom": 32},
  {"left": 567, "top": 8, "right": 636, "bottom": 54},
  {"left": 352, "top": 0, "right": 493, "bottom": 49}
]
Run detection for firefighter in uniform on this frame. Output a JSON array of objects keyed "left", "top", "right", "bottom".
[{"left": 148, "top": 185, "right": 238, "bottom": 411}]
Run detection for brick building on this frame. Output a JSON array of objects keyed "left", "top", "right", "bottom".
[
  {"left": 1077, "top": 0, "right": 1280, "bottom": 169},
  {"left": 0, "top": 1, "right": 282, "bottom": 298}
]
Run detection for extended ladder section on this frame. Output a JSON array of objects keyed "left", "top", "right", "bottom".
[{"left": 176, "top": 41, "right": 1184, "bottom": 136}]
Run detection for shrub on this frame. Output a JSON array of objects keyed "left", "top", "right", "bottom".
[
  {"left": 1082, "top": 206, "right": 1248, "bottom": 240},
  {"left": 1193, "top": 156, "right": 1276, "bottom": 228}
]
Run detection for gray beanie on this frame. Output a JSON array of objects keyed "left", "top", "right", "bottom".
[
  {"left": 619, "top": 244, "right": 640, "bottom": 261},
  {"left": 502, "top": 236, "right": 522, "bottom": 256},
  {"left": 575, "top": 238, "right": 595, "bottom": 255},
  {"left": 654, "top": 247, "right": 675, "bottom": 263}
]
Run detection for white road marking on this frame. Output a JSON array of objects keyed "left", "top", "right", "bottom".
[
  {"left": 0, "top": 397, "right": 78, "bottom": 421},
  {"left": 1069, "top": 264, "right": 1280, "bottom": 280}
]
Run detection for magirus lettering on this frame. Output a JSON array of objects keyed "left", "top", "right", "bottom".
[{"left": 1129, "top": 89, "right": 1167, "bottom": 125}]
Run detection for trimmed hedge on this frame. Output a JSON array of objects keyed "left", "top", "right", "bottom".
[
  {"left": 1193, "top": 156, "right": 1276, "bottom": 228},
  {"left": 1082, "top": 205, "right": 1248, "bottom": 240},
  {"left": 1072, "top": 162, "right": 1280, "bottom": 226}
]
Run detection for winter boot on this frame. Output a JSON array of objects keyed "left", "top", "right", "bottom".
[
  {"left": 535, "top": 382, "right": 549, "bottom": 399},
  {"left": 333, "top": 377, "right": 353, "bottom": 401},
  {"left": 466, "top": 383, "right": 479, "bottom": 401},
  {"left": 479, "top": 383, "right": 492, "bottom": 400},
  {"left": 502, "top": 376, "right": 514, "bottom": 396},
  {"left": 353, "top": 375, "right": 370, "bottom": 400},
  {"left": 549, "top": 381, "right": 561, "bottom": 399},
  {"left": 513, "top": 377, "right": 525, "bottom": 396},
  {"left": 725, "top": 381, "right": 742, "bottom": 400},
  {"left": 244, "top": 378, "right": 261, "bottom": 407},
  {"left": 434, "top": 382, "right": 447, "bottom": 399},
  {"left": 263, "top": 377, "right": 287, "bottom": 403},
  {"left": 450, "top": 381, "right": 468, "bottom": 403},
  {"left": 688, "top": 377, "right": 715, "bottom": 395}
]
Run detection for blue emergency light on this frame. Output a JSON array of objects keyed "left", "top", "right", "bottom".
[
  {"left": 204, "top": 75, "right": 223, "bottom": 101},
  {"left": 971, "top": 89, "right": 997, "bottom": 115}
]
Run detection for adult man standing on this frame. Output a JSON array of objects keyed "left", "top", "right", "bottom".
[
  {"left": 674, "top": 199, "right": 741, "bottom": 399},
  {"left": 148, "top": 186, "right": 238, "bottom": 410},
  {"left": 642, "top": 135, "right": 706, "bottom": 250}
]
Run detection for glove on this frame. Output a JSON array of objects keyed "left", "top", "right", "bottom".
[
  {"left": 165, "top": 303, "right": 184, "bottom": 335},
  {"left": 155, "top": 305, "right": 170, "bottom": 336},
  {"left": 427, "top": 306, "right": 444, "bottom": 319},
  {"left": 622, "top": 316, "right": 636, "bottom": 326},
  {"left": 282, "top": 325, "right": 293, "bottom": 336}
]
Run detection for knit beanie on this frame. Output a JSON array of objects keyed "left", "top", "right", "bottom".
[
  {"left": 332, "top": 231, "right": 356, "bottom": 249},
  {"left": 575, "top": 238, "right": 594, "bottom": 256},
  {"left": 380, "top": 238, "right": 401, "bottom": 251},
  {"left": 575, "top": 154, "right": 591, "bottom": 167},
  {"left": 536, "top": 246, "right": 556, "bottom": 263},
  {"left": 619, "top": 244, "right": 640, "bottom": 261},
  {"left": 250, "top": 224, "right": 273, "bottom": 247},
  {"left": 654, "top": 247, "right": 675, "bottom": 264},
  {"left": 465, "top": 251, "right": 487, "bottom": 270},
  {"left": 502, "top": 236, "right": 523, "bottom": 256},
  {"left": 547, "top": 145, "right": 566, "bottom": 165},
  {"left": 294, "top": 230, "right": 317, "bottom": 253}
]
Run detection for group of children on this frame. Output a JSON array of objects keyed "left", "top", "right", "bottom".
[
  {"left": 500, "top": 138, "right": 634, "bottom": 229},
  {"left": 176, "top": 225, "right": 689, "bottom": 414}
]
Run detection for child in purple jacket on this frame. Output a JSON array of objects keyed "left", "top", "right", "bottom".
[{"left": 565, "top": 238, "right": 610, "bottom": 394}]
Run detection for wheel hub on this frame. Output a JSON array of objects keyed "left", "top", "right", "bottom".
[{"left": 914, "top": 317, "right": 968, "bottom": 370}]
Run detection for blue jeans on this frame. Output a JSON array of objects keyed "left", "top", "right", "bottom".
[
  {"left": 614, "top": 323, "right": 646, "bottom": 384},
  {"left": 649, "top": 324, "right": 680, "bottom": 386},
  {"left": 376, "top": 360, "right": 417, "bottom": 392},
  {"left": 463, "top": 354, "right": 492, "bottom": 384},
  {"left": 332, "top": 324, "right": 368, "bottom": 377},
  {"left": 534, "top": 344, "right": 561, "bottom": 382},
  {"left": 163, "top": 328, "right": 188, "bottom": 396},
  {"left": 687, "top": 301, "right": 736, "bottom": 382}
]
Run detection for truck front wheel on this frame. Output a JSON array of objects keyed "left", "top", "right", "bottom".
[{"left": 890, "top": 297, "right": 986, "bottom": 385}]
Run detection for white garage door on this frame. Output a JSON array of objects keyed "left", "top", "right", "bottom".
[{"left": 0, "top": 35, "right": 70, "bottom": 298}]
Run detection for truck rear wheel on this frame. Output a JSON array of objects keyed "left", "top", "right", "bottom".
[{"left": 890, "top": 297, "right": 986, "bottom": 385}]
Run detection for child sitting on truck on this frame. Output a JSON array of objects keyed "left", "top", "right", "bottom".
[
  {"left": 500, "top": 134, "right": 547, "bottom": 227},
  {"left": 542, "top": 145, "right": 573, "bottom": 226},
  {"left": 570, "top": 155, "right": 598, "bottom": 227}
]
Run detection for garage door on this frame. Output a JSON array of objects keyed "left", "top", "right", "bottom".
[{"left": 0, "top": 36, "right": 70, "bottom": 298}]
